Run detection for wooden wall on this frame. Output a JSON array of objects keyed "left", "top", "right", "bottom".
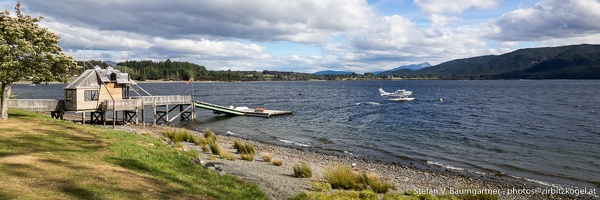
[{"left": 66, "top": 83, "right": 126, "bottom": 111}]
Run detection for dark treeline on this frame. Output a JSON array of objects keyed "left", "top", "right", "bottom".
[{"left": 74, "top": 59, "right": 376, "bottom": 81}]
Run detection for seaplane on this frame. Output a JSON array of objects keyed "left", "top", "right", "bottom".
[{"left": 379, "top": 87, "right": 415, "bottom": 101}]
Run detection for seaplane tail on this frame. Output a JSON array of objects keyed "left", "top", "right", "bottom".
[{"left": 379, "top": 87, "right": 391, "bottom": 96}]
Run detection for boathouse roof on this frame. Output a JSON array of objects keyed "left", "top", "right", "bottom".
[{"left": 65, "top": 67, "right": 136, "bottom": 89}]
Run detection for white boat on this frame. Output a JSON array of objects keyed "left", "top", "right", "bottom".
[{"left": 379, "top": 87, "right": 415, "bottom": 101}]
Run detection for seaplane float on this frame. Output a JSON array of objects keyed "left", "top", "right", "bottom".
[{"left": 379, "top": 87, "right": 415, "bottom": 101}]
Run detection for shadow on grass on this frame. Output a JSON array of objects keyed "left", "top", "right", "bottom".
[{"left": 61, "top": 185, "right": 96, "bottom": 199}]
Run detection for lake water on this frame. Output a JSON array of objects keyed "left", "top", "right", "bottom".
[{"left": 12, "top": 80, "right": 600, "bottom": 190}]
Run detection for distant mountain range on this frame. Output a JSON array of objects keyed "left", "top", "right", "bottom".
[
  {"left": 376, "top": 62, "right": 431, "bottom": 75},
  {"left": 385, "top": 44, "right": 600, "bottom": 79},
  {"left": 105, "top": 61, "right": 118, "bottom": 66},
  {"left": 313, "top": 70, "right": 354, "bottom": 75}
]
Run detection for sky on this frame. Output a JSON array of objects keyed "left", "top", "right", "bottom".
[{"left": 3, "top": 0, "right": 600, "bottom": 73}]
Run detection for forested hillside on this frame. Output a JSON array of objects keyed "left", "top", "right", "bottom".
[
  {"left": 389, "top": 44, "right": 600, "bottom": 79},
  {"left": 77, "top": 60, "right": 325, "bottom": 81}
]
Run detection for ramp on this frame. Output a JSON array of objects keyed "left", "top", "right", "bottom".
[{"left": 193, "top": 101, "right": 245, "bottom": 116}]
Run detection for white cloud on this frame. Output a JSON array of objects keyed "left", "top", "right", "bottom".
[
  {"left": 4, "top": 0, "right": 594, "bottom": 74},
  {"left": 42, "top": 20, "right": 152, "bottom": 51},
  {"left": 488, "top": 0, "right": 600, "bottom": 41},
  {"left": 22, "top": 0, "right": 375, "bottom": 44},
  {"left": 413, "top": 0, "right": 499, "bottom": 14},
  {"left": 428, "top": 14, "right": 463, "bottom": 27}
]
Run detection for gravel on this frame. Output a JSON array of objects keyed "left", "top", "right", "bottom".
[{"left": 98, "top": 123, "right": 584, "bottom": 200}]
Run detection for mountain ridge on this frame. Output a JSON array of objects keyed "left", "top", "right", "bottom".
[{"left": 388, "top": 44, "right": 600, "bottom": 79}]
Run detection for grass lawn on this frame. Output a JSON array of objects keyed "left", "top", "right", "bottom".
[{"left": 0, "top": 109, "right": 265, "bottom": 199}]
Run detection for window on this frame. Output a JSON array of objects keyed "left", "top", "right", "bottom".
[
  {"left": 84, "top": 90, "right": 99, "bottom": 101},
  {"left": 65, "top": 90, "right": 74, "bottom": 101},
  {"left": 122, "top": 86, "right": 130, "bottom": 99}
]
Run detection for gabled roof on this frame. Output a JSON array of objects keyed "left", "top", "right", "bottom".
[{"left": 65, "top": 68, "right": 136, "bottom": 89}]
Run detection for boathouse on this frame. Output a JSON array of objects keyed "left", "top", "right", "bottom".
[
  {"left": 64, "top": 66, "right": 135, "bottom": 111},
  {"left": 6, "top": 66, "right": 291, "bottom": 127}
]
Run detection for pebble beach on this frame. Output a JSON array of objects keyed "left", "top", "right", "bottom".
[{"left": 112, "top": 124, "right": 581, "bottom": 200}]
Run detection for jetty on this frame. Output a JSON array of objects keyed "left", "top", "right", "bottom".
[
  {"left": 6, "top": 66, "right": 292, "bottom": 128},
  {"left": 193, "top": 101, "right": 293, "bottom": 117}
]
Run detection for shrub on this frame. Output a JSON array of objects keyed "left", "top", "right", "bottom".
[
  {"left": 272, "top": 159, "right": 283, "bottom": 166},
  {"left": 240, "top": 153, "right": 254, "bottom": 161},
  {"left": 310, "top": 182, "right": 331, "bottom": 192},
  {"left": 261, "top": 152, "right": 273, "bottom": 162},
  {"left": 293, "top": 162, "right": 313, "bottom": 178},
  {"left": 324, "top": 165, "right": 360, "bottom": 190}
]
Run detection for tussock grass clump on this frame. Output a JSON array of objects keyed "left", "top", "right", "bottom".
[
  {"left": 324, "top": 165, "right": 360, "bottom": 190},
  {"left": 160, "top": 128, "right": 196, "bottom": 143},
  {"left": 193, "top": 135, "right": 207, "bottom": 146},
  {"left": 272, "top": 159, "right": 283, "bottom": 166},
  {"left": 233, "top": 139, "right": 255, "bottom": 155},
  {"left": 310, "top": 182, "right": 331, "bottom": 192},
  {"left": 161, "top": 128, "right": 206, "bottom": 145},
  {"left": 204, "top": 128, "right": 217, "bottom": 144},
  {"left": 209, "top": 143, "right": 222, "bottom": 156},
  {"left": 324, "top": 165, "right": 395, "bottom": 193},
  {"left": 293, "top": 162, "right": 312, "bottom": 178},
  {"left": 221, "top": 151, "right": 236, "bottom": 161},
  {"left": 290, "top": 190, "right": 359, "bottom": 200},
  {"left": 359, "top": 172, "right": 395, "bottom": 194},
  {"left": 261, "top": 152, "right": 273, "bottom": 162},
  {"left": 359, "top": 190, "right": 377, "bottom": 200},
  {"left": 240, "top": 154, "right": 254, "bottom": 161}
]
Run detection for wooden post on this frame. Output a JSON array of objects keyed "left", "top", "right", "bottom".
[
  {"left": 135, "top": 109, "right": 139, "bottom": 125},
  {"left": 179, "top": 105, "right": 183, "bottom": 121},
  {"left": 165, "top": 104, "right": 169, "bottom": 125},
  {"left": 192, "top": 102, "right": 196, "bottom": 122},
  {"left": 153, "top": 99, "right": 157, "bottom": 126},
  {"left": 141, "top": 108, "right": 145, "bottom": 128},
  {"left": 81, "top": 112, "right": 85, "bottom": 124},
  {"left": 113, "top": 110, "right": 116, "bottom": 128},
  {"left": 103, "top": 112, "right": 106, "bottom": 126}
]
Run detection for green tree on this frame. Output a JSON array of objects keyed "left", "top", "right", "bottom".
[{"left": 0, "top": 1, "right": 77, "bottom": 119}]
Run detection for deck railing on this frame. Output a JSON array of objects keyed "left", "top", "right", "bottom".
[
  {"left": 4, "top": 99, "right": 64, "bottom": 112},
  {"left": 101, "top": 99, "right": 143, "bottom": 111},
  {"left": 133, "top": 95, "right": 192, "bottom": 106}
]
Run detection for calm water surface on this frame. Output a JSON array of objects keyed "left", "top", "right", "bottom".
[{"left": 13, "top": 80, "right": 600, "bottom": 190}]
